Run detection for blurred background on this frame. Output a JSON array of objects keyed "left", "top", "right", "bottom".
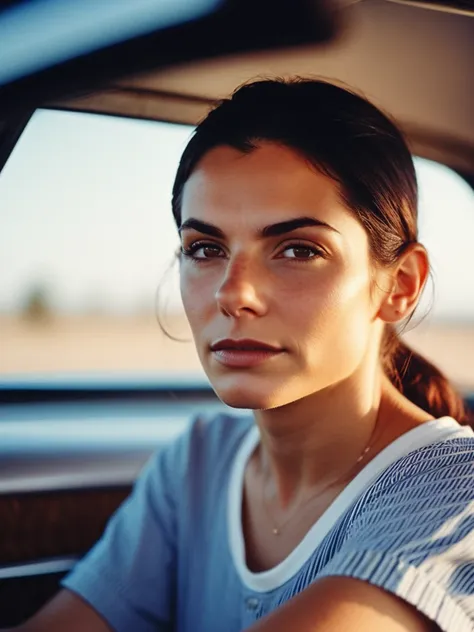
[{"left": 1, "top": 107, "right": 474, "bottom": 390}]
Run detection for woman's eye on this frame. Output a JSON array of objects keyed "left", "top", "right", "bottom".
[
  {"left": 280, "top": 245, "right": 322, "bottom": 260},
  {"left": 182, "top": 243, "right": 225, "bottom": 260},
  {"left": 198, "top": 245, "right": 223, "bottom": 259}
]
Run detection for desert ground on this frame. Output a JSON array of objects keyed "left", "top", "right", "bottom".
[{"left": 1, "top": 314, "right": 474, "bottom": 392}]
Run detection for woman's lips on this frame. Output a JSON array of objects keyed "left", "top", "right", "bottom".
[
  {"left": 212, "top": 349, "right": 283, "bottom": 368},
  {"left": 210, "top": 339, "right": 284, "bottom": 368}
]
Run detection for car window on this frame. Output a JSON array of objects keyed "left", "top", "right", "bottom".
[
  {"left": 405, "top": 157, "right": 474, "bottom": 392},
  {"left": 0, "top": 109, "right": 473, "bottom": 391},
  {"left": 0, "top": 109, "right": 202, "bottom": 380}
]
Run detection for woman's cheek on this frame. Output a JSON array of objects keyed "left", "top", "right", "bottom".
[
  {"left": 273, "top": 264, "right": 333, "bottom": 301},
  {"left": 180, "top": 269, "right": 216, "bottom": 326},
  {"left": 326, "top": 273, "right": 374, "bottom": 351},
  {"left": 330, "top": 264, "right": 372, "bottom": 309},
  {"left": 303, "top": 268, "right": 372, "bottom": 339},
  {"left": 180, "top": 271, "right": 199, "bottom": 323}
]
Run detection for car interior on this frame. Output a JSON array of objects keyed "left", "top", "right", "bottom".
[{"left": 0, "top": 0, "right": 473, "bottom": 626}]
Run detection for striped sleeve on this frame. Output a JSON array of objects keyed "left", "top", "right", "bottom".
[{"left": 317, "top": 437, "right": 474, "bottom": 632}]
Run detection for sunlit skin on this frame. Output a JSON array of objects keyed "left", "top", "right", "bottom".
[{"left": 179, "top": 142, "right": 431, "bottom": 514}]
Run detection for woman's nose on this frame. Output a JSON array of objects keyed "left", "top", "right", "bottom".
[{"left": 215, "top": 257, "right": 267, "bottom": 318}]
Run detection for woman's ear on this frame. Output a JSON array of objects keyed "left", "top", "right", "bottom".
[{"left": 378, "top": 244, "right": 429, "bottom": 324}]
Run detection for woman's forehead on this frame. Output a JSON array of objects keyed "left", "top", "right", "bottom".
[
  {"left": 183, "top": 142, "right": 326, "bottom": 191},
  {"left": 180, "top": 143, "right": 359, "bottom": 237}
]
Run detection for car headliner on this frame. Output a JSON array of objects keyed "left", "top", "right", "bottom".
[{"left": 50, "top": 0, "right": 474, "bottom": 177}]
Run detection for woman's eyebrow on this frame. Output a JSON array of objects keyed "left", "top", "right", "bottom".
[
  {"left": 178, "top": 216, "right": 339, "bottom": 238},
  {"left": 262, "top": 216, "right": 340, "bottom": 237},
  {"left": 179, "top": 218, "right": 224, "bottom": 238}
]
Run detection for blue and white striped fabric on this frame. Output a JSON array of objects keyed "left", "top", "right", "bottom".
[{"left": 63, "top": 413, "right": 474, "bottom": 632}]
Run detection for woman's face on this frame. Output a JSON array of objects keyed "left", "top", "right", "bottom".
[{"left": 179, "top": 142, "right": 383, "bottom": 410}]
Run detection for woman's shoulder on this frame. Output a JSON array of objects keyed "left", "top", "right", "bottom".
[
  {"left": 317, "top": 427, "right": 474, "bottom": 630},
  {"left": 373, "top": 421, "right": 474, "bottom": 492},
  {"left": 345, "top": 422, "right": 474, "bottom": 537}
]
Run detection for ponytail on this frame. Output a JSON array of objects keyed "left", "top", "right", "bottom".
[{"left": 382, "top": 326, "right": 468, "bottom": 424}]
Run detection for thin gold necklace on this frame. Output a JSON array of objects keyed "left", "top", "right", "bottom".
[{"left": 261, "top": 417, "right": 381, "bottom": 536}]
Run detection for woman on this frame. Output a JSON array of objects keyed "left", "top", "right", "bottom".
[{"left": 15, "top": 79, "right": 474, "bottom": 632}]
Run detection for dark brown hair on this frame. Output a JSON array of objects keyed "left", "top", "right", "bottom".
[{"left": 171, "top": 77, "right": 467, "bottom": 422}]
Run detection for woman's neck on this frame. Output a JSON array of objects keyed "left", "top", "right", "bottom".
[{"left": 252, "top": 371, "right": 429, "bottom": 511}]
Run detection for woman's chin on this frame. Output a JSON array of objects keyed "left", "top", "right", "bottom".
[
  {"left": 215, "top": 389, "right": 273, "bottom": 410},
  {"left": 208, "top": 374, "right": 291, "bottom": 410}
]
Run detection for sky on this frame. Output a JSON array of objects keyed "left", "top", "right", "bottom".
[{"left": 1, "top": 108, "right": 474, "bottom": 321}]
